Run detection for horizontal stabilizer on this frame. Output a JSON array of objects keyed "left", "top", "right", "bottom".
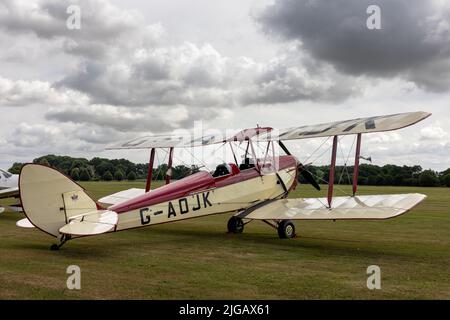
[
  {"left": 98, "top": 188, "right": 145, "bottom": 207},
  {"left": 59, "top": 210, "right": 118, "bottom": 236},
  {"left": 16, "top": 218, "right": 35, "bottom": 228},
  {"left": 244, "top": 193, "right": 426, "bottom": 220}
]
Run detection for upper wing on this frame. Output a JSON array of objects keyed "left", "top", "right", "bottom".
[
  {"left": 257, "top": 111, "right": 431, "bottom": 141},
  {"left": 105, "top": 112, "right": 430, "bottom": 149},
  {"left": 242, "top": 193, "right": 426, "bottom": 220},
  {"left": 0, "top": 187, "right": 19, "bottom": 199},
  {"left": 105, "top": 127, "right": 273, "bottom": 150}
]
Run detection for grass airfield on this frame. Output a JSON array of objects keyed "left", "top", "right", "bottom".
[{"left": 0, "top": 181, "right": 449, "bottom": 299}]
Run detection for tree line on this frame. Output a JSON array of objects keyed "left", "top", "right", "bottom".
[
  {"left": 8, "top": 155, "right": 193, "bottom": 182},
  {"left": 299, "top": 164, "right": 450, "bottom": 188},
  {"left": 7, "top": 154, "right": 450, "bottom": 187}
]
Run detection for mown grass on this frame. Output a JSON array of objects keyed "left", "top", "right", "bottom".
[{"left": 0, "top": 181, "right": 449, "bottom": 299}]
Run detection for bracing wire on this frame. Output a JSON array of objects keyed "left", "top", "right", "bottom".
[
  {"left": 337, "top": 135, "right": 356, "bottom": 186},
  {"left": 305, "top": 137, "right": 332, "bottom": 165},
  {"left": 183, "top": 147, "right": 212, "bottom": 172},
  {"left": 153, "top": 148, "right": 168, "bottom": 181}
]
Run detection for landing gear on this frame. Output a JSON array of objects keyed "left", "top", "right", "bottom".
[
  {"left": 50, "top": 234, "right": 71, "bottom": 250},
  {"left": 227, "top": 216, "right": 244, "bottom": 234},
  {"left": 277, "top": 220, "right": 296, "bottom": 239}
]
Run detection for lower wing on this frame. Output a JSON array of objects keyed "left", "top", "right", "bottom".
[
  {"left": 98, "top": 188, "right": 145, "bottom": 207},
  {"left": 0, "top": 187, "right": 19, "bottom": 199},
  {"left": 0, "top": 187, "right": 21, "bottom": 213},
  {"left": 243, "top": 193, "right": 426, "bottom": 220}
]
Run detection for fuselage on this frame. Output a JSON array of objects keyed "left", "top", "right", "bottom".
[{"left": 109, "top": 155, "right": 298, "bottom": 231}]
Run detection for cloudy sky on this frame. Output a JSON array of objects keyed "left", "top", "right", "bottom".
[{"left": 1, "top": 0, "right": 450, "bottom": 170}]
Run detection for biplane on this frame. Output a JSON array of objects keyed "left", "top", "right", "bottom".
[
  {"left": 16, "top": 111, "right": 431, "bottom": 250},
  {"left": 0, "top": 169, "right": 20, "bottom": 214}
]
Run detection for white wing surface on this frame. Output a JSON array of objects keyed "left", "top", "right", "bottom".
[
  {"left": 98, "top": 188, "right": 146, "bottom": 207},
  {"left": 244, "top": 194, "right": 426, "bottom": 220},
  {"left": 105, "top": 112, "right": 430, "bottom": 149},
  {"left": 257, "top": 112, "right": 431, "bottom": 141}
]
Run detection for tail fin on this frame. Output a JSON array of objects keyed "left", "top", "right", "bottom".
[{"left": 19, "top": 164, "right": 112, "bottom": 237}]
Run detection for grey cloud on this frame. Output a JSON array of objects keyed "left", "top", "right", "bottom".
[
  {"left": 6, "top": 122, "right": 116, "bottom": 157},
  {"left": 56, "top": 41, "right": 355, "bottom": 108},
  {"left": 239, "top": 46, "right": 361, "bottom": 105},
  {"left": 0, "top": 0, "right": 139, "bottom": 40},
  {"left": 0, "top": 76, "right": 88, "bottom": 107},
  {"left": 55, "top": 43, "right": 235, "bottom": 108},
  {"left": 258, "top": 0, "right": 450, "bottom": 91},
  {"left": 1, "top": 0, "right": 362, "bottom": 109},
  {"left": 44, "top": 104, "right": 224, "bottom": 133},
  {"left": 0, "top": 0, "right": 145, "bottom": 59},
  {"left": 45, "top": 105, "right": 171, "bottom": 132}
]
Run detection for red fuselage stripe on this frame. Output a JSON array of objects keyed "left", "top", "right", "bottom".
[{"left": 110, "top": 155, "right": 297, "bottom": 214}]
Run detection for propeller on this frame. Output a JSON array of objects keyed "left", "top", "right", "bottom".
[{"left": 297, "top": 163, "right": 321, "bottom": 191}]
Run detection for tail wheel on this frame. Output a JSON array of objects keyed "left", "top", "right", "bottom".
[
  {"left": 227, "top": 216, "right": 244, "bottom": 234},
  {"left": 278, "top": 220, "right": 296, "bottom": 239}
]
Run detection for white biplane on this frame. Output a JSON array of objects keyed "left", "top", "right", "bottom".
[
  {"left": 0, "top": 169, "right": 21, "bottom": 214},
  {"left": 17, "top": 111, "right": 431, "bottom": 250}
]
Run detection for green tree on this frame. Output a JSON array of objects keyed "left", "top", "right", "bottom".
[
  {"left": 382, "top": 175, "right": 394, "bottom": 186},
  {"left": 38, "top": 158, "right": 50, "bottom": 167},
  {"left": 103, "top": 171, "right": 113, "bottom": 181},
  {"left": 127, "top": 171, "right": 137, "bottom": 181},
  {"left": 418, "top": 170, "right": 439, "bottom": 187},
  {"left": 79, "top": 168, "right": 91, "bottom": 181},
  {"left": 375, "top": 175, "right": 384, "bottom": 186},
  {"left": 114, "top": 170, "right": 125, "bottom": 181},
  {"left": 173, "top": 165, "right": 192, "bottom": 180},
  {"left": 70, "top": 168, "right": 80, "bottom": 181},
  {"left": 8, "top": 162, "right": 24, "bottom": 174},
  {"left": 442, "top": 173, "right": 450, "bottom": 187},
  {"left": 96, "top": 161, "right": 114, "bottom": 177}
]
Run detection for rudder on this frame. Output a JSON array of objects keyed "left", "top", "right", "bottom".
[{"left": 19, "top": 164, "right": 101, "bottom": 237}]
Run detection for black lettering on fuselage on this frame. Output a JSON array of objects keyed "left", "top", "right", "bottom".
[
  {"left": 203, "top": 192, "right": 212, "bottom": 207},
  {"left": 163, "top": 192, "right": 213, "bottom": 219},
  {"left": 168, "top": 202, "right": 176, "bottom": 218},
  {"left": 192, "top": 194, "right": 201, "bottom": 211},
  {"left": 179, "top": 198, "right": 189, "bottom": 214},
  {"left": 140, "top": 208, "right": 151, "bottom": 225}
]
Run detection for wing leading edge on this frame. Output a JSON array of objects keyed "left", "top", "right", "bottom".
[
  {"left": 244, "top": 193, "right": 426, "bottom": 220},
  {"left": 105, "top": 112, "right": 430, "bottom": 150}
]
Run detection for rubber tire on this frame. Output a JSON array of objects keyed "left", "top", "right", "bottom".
[
  {"left": 277, "top": 220, "right": 296, "bottom": 239},
  {"left": 50, "top": 244, "right": 60, "bottom": 251},
  {"left": 227, "top": 216, "right": 244, "bottom": 234}
]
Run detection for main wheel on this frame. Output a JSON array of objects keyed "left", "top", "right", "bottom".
[
  {"left": 227, "top": 216, "right": 244, "bottom": 234},
  {"left": 277, "top": 220, "right": 296, "bottom": 239}
]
